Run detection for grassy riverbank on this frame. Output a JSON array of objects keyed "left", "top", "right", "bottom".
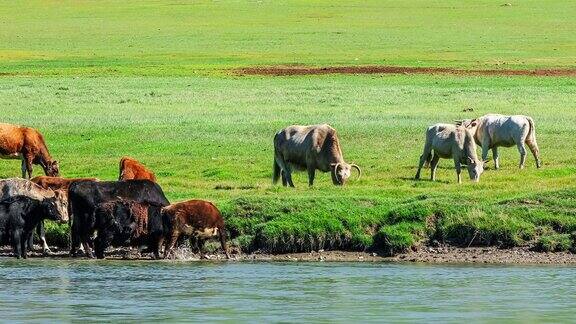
[
  {"left": 2, "top": 75, "right": 575, "bottom": 254},
  {"left": 1, "top": 1, "right": 575, "bottom": 255}
]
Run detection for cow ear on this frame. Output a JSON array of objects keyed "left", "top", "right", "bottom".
[{"left": 467, "top": 157, "right": 474, "bottom": 164}]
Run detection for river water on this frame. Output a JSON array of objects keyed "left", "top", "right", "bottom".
[{"left": 0, "top": 259, "right": 574, "bottom": 322}]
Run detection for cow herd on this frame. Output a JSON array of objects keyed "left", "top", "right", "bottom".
[
  {"left": 0, "top": 114, "right": 540, "bottom": 259},
  {"left": 0, "top": 123, "right": 230, "bottom": 259}
]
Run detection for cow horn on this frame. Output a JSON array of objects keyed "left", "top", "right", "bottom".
[
  {"left": 333, "top": 163, "right": 342, "bottom": 183},
  {"left": 351, "top": 164, "right": 361, "bottom": 180}
]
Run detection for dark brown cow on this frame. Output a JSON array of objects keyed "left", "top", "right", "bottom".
[
  {"left": 0, "top": 123, "right": 60, "bottom": 179},
  {"left": 161, "top": 200, "right": 230, "bottom": 259},
  {"left": 119, "top": 157, "right": 157, "bottom": 182},
  {"left": 29, "top": 176, "right": 98, "bottom": 253},
  {"left": 92, "top": 199, "right": 150, "bottom": 259}
]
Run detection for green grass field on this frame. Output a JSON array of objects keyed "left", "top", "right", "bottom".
[{"left": 1, "top": 1, "right": 575, "bottom": 253}]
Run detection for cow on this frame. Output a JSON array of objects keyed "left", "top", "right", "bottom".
[
  {"left": 92, "top": 199, "right": 150, "bottom": 259},
  {"left": 31, "top": 176, "right": 99, "bottom": 192},
  {"left": 0, "top": 123, "right": 60, "bottom": 179},
  {"left": 415, "top": 123, "right": 485, "bottom": 183},
  {"left": 273, "top": 124, "right": 361, "bottom": 187},
  {"left": 161, "top": 200, "right": 230, "bottom": 259},
  {"left": 68, "top": 179, "right": 170, "bottom": 258},
  {"left": 119, "top": 157, "right": 157, "bottom": 182},
  {"left": 29, "top": 176, "right": 98, "bottom": 254},
  {"left": 0, "top": 179, "right": 68, "bottom": 258},
  {"left": 456, "top": 114, "right": 541, "bottom": 169}
]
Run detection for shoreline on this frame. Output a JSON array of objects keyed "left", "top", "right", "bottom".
[{"left": 2, "top": 245, "right": 576, "bottom": 265}]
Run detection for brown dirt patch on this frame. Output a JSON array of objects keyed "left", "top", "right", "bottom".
[
  {"left": 4, "top": 245, "right": 576, "bottom": 264},
  {"left": 236, "top": 65, "right": 576, "bottom": 77}
]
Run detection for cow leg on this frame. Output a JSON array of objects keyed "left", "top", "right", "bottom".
[
  {"left": 38, "top": 222, "right": 51, "bottom": 254},
  {"left": 163, "top": 231, "right": 180, "bottom": 259},
  {"left": 12, "top": 229, "right": 22, "bottom": 259},
  {"left": 281, "top": 171, "right": 287, "bottom": 186},
  {"left": 526, "top": 139, "right": 541, "bottom": 168},
  {"left": 492, "top": 147, "right": 500, "bottom": 170},
  {"left": 189, "top": 236, "right": 199, "bottom": 253},
  {"left": 21, "top": 158, "right": 27, "bottom": 179},
  {"left": 94, "top": 231, "right": 113, "bottom": 259},
  {"left": 415, "top": 143, "right": 432, "bottom": 180},
  {"left": 275, "top": 157, "right": 295, "bottom": 187},
  {"left": 70, "top": 221, "right": 81, "bottom": 257},
  {"left": 284, "top": 168, "right": 295, "bottom": 187},
  {"left": 82, "top": 236, "right": 95, "bottom": 258},
  {"left": 454, "top": 160, "right": 462, "bottom": 184},
  {"left": 219, "top": 228, "right": 230, "bottom": 259},
  {"left": 307, "top": 166, "right": 316, "bottom": 187},
  {"left": 24, "top": 154, "right": 34, "bottom": 179},
  {"left": 21, "top": 230, "right": 33, "bottom": 259},
  {"left": 27, "top": 227, "right": 35, "bottom": 250},
  {"left": 516, "top": 142, "right": 527, "bottom": 169},
  {"left": 196, "top": 238, "right": 206, "bottom": 254},
  {"left": 480, "top": 137, "right": 492, "bottom": 169},
  {"left": 415, "top": 153, "right": 427, "bottom": 180},
  {"left": 430, "top": 154, "right": 440, "bottom": 181}
]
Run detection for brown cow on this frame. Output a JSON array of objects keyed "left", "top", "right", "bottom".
[
  {"left": 119, "top": 157, "right": 157, "bottom": 182},
  {"left": 31, "top": 176, "right": 98, "bottom": 191},
  {"left": 0, "top": 123, "right": 60, "bottom": 179},
  {"left": 161, "top": 200, "right": 230, "bottom": 259},
  {"left": 30, "top": 176, "right": 98, "bottom": 253}
]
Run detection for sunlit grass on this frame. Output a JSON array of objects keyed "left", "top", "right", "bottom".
[{"left": 1, "top": 75, "right": 575, "bottom": 252}]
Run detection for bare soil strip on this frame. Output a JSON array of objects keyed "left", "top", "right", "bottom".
[
  {"left": 4, "top": 246, "right": 575, "bottom": 264},
  {"left": 236, "top": 65, "right": 576, "bottom": 77}
]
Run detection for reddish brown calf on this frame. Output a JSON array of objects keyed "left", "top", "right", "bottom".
[
  {"left": 161, "top": 200, "right": 230, "bottom": 259},
  {"left": 119, "top": 157, "right": 157, "bottom": 182}
]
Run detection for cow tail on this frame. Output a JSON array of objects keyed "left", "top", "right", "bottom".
[
  {"left": 272, "top": 159, "right": 281, "bottom": 184},
  {"left": 527, "top": 117, "right": 537, "bottom": 144}
]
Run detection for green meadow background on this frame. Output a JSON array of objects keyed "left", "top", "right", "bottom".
[{"left": 1, "top": 0, "right": 575, "bottom": 253}]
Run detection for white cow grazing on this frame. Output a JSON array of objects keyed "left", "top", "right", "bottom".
[
  {"left": 415, "top": 123, "right": 484, "bottom": 183},
  {"left": 458, "top": 114, "right": 541, "bottom": 169}
]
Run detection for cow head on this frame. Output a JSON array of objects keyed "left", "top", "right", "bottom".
[
  {"left": 115, "top": 202, "right": 138, "bottom": 242},
  {"left": 42, "top": 190, "right": 69, "bottom": 223},
  {"left": 455, "top": 119, "right": 478, "bottom": 130},
  {"left": 330, "top": 163, "right": 361, "bottom": 186},
  {"left": 46, "top": 160, "right": 60, "bottom": 177},
  {"left": 466, "top": 157, "right": 484, "bottom": 182}
]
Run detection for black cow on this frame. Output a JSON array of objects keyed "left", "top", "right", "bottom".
[
  {"left": 0, "top": 196, "right": 66, "bottom": 258},
  {"left": 92, "top": 199, "right": 151, "bottom": 259},
  {"left": 68, "top": 180, "right": 169, "bottom": 258}
]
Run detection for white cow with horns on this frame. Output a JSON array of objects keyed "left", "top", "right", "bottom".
[{"left": 273, "top": 124, "right": 361, "bottom": 187}]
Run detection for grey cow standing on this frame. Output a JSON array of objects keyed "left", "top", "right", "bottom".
[
  {"left": 273, "top": 124, "right": 361, "bottom": 187},
  {"left": 415, "top": 123, "right": 485, "bottom": 183},
  {"left": 457, "top": 114, "right": 541, "bottom": 169}
]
